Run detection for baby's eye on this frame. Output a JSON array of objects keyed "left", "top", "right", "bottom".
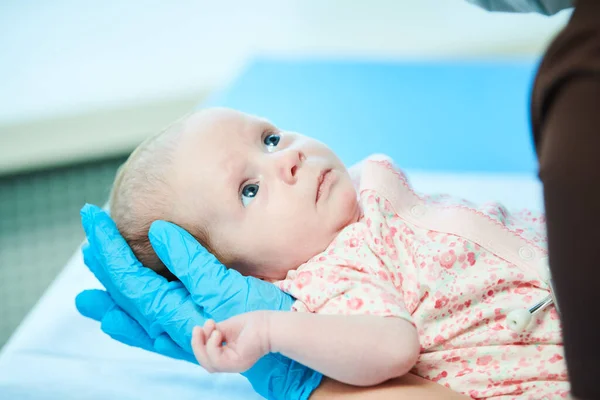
[
  {"left": 241, "top": 183, "right": 259, "bottom": 207},
  {"left": 263, "top": 133, "right": 281, "bottom": 152}
]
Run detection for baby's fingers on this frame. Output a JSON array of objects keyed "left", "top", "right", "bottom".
[
  {"left": 203, "top": 319, "right": 216, "bottom": 338},
  {"left": 206, "top": 329, "right": 224, "bottom": 359},
  {"left": 191, "top": 326, "right": 215, "bottom": 373},
  {"left": 205, "top": 330, "right": 238, "bottom": 371},
  {"left": 205, "top": 331, "right": 253, "bottom": 373}
]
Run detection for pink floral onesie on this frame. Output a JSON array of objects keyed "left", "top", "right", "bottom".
[{"left": 276, "top": 156, "right": 568, "bottom": 399}]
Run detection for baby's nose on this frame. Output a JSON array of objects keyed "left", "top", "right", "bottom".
[{"left": 277, "top": 149, "right": 306, "bottom": 184}]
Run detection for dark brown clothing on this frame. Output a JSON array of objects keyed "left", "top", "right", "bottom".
[{"left": 531, "top": 1, "right": 600, "bottom": 398}]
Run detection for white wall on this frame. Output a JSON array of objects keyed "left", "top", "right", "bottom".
[{"left": 0, "top": 0, "right": 571, "bottom": 173}]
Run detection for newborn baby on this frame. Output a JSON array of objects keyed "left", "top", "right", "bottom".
[{"left": 110, "top": 107, "right": 568, "bottom": 399}]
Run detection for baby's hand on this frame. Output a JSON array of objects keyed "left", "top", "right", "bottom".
[{"left": 191, "top": 311, "right": 271, "bottom": 373}]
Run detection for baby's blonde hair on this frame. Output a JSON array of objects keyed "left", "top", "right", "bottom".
[{"left": 109, "top": 114, "right": 218, "bottom": 281}]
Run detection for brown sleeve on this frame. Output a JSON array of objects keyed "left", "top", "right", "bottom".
[{"left": 531, "top": 1, "right": 600, "bottom": 399}]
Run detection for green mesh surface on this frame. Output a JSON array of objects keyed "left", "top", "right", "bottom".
[{"left": 0, "top": 156, "right": 127, "bottom": 349}]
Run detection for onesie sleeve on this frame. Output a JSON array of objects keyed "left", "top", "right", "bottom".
[
  {"left": 276, "top": 261, "right": 415, "bottom": 326},
  {"left": 347, "top": 154, "right": 395, "bottom": 191}
]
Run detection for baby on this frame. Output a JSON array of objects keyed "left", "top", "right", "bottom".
[{"left": 110, "top": 107, "right": 568, "bottom": 399}]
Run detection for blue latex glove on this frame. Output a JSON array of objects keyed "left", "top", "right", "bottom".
[{"left": 76, "top": 204, "right": 323, "bottom": 400}]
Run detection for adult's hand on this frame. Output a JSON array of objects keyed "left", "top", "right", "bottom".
[{"left": 76, "top": 204, "right": 322, "bottom": 400}]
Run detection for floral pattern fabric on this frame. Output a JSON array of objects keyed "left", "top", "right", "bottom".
[{"left": 276, "top": 157, "right": 567, "bottom": 399}]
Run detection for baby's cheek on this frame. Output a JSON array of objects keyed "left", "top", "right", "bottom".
[{"left": 336, "top": 182, "right": 360, "bottom": 220}]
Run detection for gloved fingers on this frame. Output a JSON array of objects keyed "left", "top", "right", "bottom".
[
  {"left": 149, "top": 220, "right": 294, "bottom": 320},
  {"left": 81, "top": 204, "right": 141, "bottom": 274},
  {"left": 81, "top": 241, "right": 124, "bottom": 299},
  {"left": 75, "top": 289, "right": 115, "bottom": 321},
  {"left": 81, "top": 241, "right": 160, "bottom": 337},
  {"left": 155, "top": 334, "right": 198, "bottom": 364},
  {"left": 81, "top": 243, "right": 128, "bottom": 308},
  {"left": 81, "top": 204, "right": 204, "bottom": 341},
  {"left": 234, "top": 276, "right": 296, "bottom": 317},
  {"left": 82, "top": 242, "right": 103, "bottom": 282},
  {"left": 76, "top": 289, "right": 198, "bottom": 363},
  {"left": 81, "top": 203, "right": 164, "bottom": 298},
  {"left": 148, "top": 220, "right": 237, "bottom": 305},
  {"left": 99, "top": 306, "right": 157, "bottom": 352},
  {"left": 137, "top": 279, "right": 207, "bottom": 352},
  {"left": 81, "top": 204, "right": 160, "bottom": 318},
  {"left": 75, "top": 288, "right": 156, "bottom": 352}
]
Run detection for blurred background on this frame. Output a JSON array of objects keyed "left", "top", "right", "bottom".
[{"left": 0, "top": 0, "right": 570, "bottom": 349}]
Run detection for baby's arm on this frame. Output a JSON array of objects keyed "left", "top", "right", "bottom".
[
  {"left": 192, "top": 311, "right": 419, "bottom": 387},
  {"left": 270, "top": 312, "right": 419, "bottom": 386}
]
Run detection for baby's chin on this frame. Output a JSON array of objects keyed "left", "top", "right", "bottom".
[
  {"left": 260, "top": 258, "right": 315, "bottom": 281},
  {"left": 253, "top": 242, "right": 331, "bottom": 281},
  {"left": 234, "top": 258, "right": 298, "bottom": 282},
  {"left": 332, "top": 186, "right": 361, "bottom": 229}
]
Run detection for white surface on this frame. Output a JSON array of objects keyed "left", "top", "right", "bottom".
[{"left": 0, "top": 172, "right": 543, "bottom": 400}]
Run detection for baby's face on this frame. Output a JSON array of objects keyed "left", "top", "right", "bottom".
[{"left": 170, "top": 108, "right": 359, "bottom": 280}]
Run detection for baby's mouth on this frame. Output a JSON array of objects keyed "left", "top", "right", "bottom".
[{"left": 316, "top": 169, "right": 333, "bottom": 203}]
